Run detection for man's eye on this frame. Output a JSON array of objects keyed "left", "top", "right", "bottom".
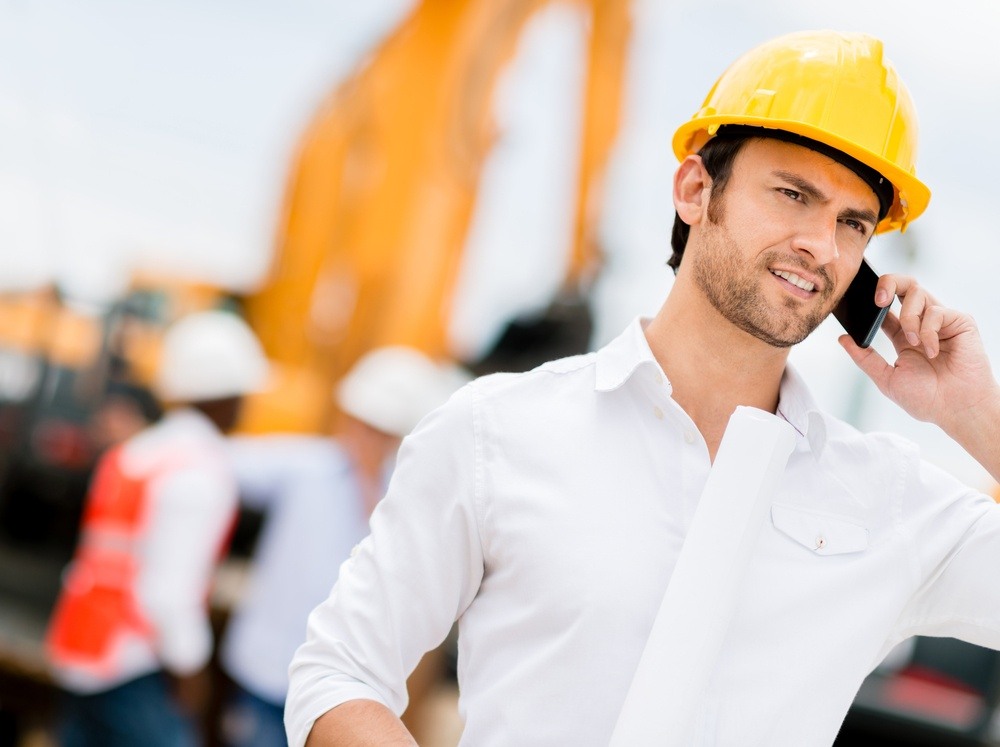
[
  {"left": 779, "top": 188, "right": 802, "bottom": 201},
  {"left": 842, "top": 219, "right": 868, "bottom": 236}
]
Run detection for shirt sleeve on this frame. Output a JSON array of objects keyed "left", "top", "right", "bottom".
[
  {"left": 137, "top": 463, "right": 237, "bottom": 675},
  {"left": 285, "top": 384, "right": 484, "bottom": 747},
  {"left": 895, "top": 452, "right": 1000, "bottom": 649}
]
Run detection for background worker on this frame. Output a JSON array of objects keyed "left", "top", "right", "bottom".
[
  {"left": 86, "top": 379, "right": 163, "bottom": 453},
  {"left": 285, "top": 31, "right": 1000, "bottom": 746},
  {"left": 45, "top": 310, "right": 269, "bottom": 746},
  {"left": 218, "top": 347, "right": 469, "bottom": 747}
]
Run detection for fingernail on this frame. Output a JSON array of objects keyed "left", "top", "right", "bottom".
[
  {"left": 876, "top": 290, "right": 889, "bottom": 305},
  {"left": 906, "top": 332, "right": 920, "bottom": 346}
]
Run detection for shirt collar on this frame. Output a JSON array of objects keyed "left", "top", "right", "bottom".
[
  {"left": 594, "top": 317, "right": 830, "bottom": 456},
  {"left": 776, "top": 364, "right": 829, "bottom": 456},
  {"left": 594, "top": 318, "right": 662, "bottom": 393}
]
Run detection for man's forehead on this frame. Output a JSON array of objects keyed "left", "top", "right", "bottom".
[{"left": 733, "top": 138, "right": 881, "bottom": 208}]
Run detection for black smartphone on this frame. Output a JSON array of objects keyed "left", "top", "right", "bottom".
[{"left": 832, "top": 259, "right": 889, "bottom": 348}]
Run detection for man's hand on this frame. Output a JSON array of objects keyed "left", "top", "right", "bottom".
[
  {"left": 839, "top": 274, "right": 1000, "bottom": 483},
  {"left": 839, "top": 274, "right": 997, "bottom": 426}
]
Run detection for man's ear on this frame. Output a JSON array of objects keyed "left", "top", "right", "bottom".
[{"left": 674, "top": 155, "right": 711, "bottom": 226}]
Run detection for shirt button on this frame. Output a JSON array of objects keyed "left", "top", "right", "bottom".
[
  {"left": 653, "top": 371, "right": 663, "bottom": 384},
  {"left": 683, "top": 430, "right": 696, "bottom": 445},
  {"left": 350, "top": 544, "right": 360, "bottom": 558},
  {"left": 815, "top": 536, "right": 827, "bottom": 551},
  {"left": 652, "top": 406, "right": 664, "bottom": 420}
]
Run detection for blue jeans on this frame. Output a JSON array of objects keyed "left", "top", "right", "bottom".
[
  {"left": 57, "top": 670, "right": 199, "bottom": 747},
  {"left": 219, "top": 686, "right": 287, "bottom": 747}
]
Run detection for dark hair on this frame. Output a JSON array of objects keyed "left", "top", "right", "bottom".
[
  {"left": 105, "top": 379, "right": 163, "bottom": 424},
  {"left": 667, "top": 136, "right": 751, "bottom": 273}
]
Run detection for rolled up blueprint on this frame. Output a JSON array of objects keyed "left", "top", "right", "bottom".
[{"left": 610, "top": 406, "right": 796, "bottom": 746}]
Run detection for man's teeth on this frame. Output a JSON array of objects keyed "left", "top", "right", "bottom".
[{"left": 772, "top": 270, "right": 815, "bottom": 292}]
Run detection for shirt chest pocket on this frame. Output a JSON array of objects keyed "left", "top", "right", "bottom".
[{"left": 770, "top": 503, "right": 869, "bottom": 556}]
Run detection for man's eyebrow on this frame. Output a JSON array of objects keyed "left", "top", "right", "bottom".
[
  {"left": 840, "top": 206, "right": 879, "bottom": 230},
  {"left": 773, "top": 170, "right": 826, "bottom": 202},
  {"left": 774, "top": 169, "right": 879, "bottom": 228}
]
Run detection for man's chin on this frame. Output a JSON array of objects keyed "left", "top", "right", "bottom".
[{"left": 742, "top": 321, "right": 818, "bottom": 349}]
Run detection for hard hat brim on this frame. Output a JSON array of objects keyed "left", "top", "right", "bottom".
[{"left": 672, "top": 116, "right": 931, "bottom": 234}]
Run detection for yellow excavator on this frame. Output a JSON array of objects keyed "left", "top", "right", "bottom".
[
  {"left": 0, "top": 0, "right": 634, "bottom": 589},
  {"left": 238, "top": 0, "right": 632, "bottom": 433}
]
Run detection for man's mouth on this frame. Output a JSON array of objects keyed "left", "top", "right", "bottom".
[{"left": 770, "top": 269, "right": 816, "bottom": 293}]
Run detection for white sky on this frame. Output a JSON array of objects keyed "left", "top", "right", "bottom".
[
  {"left": 1, "top": 0, "right": 998, "bottom": 487},
  {"left": 0, "top": 0, "right": 415, "bottom": 296}
]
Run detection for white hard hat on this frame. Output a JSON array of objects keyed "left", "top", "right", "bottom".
[
  {"left": 336, "top": 346, "right": 470, "bottom": 437},
  {"left": 155, "top": 310, "right": 269, "bottom": 403}
]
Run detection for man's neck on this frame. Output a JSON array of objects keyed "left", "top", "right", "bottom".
[{"left": 644, "top": 284, "right": 791, "bottom": 461}]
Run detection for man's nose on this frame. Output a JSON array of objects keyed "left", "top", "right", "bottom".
[{"left": 791, "top": 217, "right": 839, "bottom": 266}]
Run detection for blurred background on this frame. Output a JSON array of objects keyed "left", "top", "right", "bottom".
[{"left": 1, "top": 0, "right": 999, "bottom": 745}]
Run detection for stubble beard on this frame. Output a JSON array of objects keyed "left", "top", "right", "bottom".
[{"left": 691, "top": 204, "right": 835, "bottom": 348}]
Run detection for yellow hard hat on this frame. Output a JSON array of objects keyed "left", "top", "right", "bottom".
[{"left": 672, "top": 30, "right": 930, "bottom": 233}]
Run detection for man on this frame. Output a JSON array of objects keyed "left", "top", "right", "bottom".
[
  {"left": 87, "top": 379, "right": 163, "bottom": 453},
  {"left": 217, "top": 347, "right": 468, "bottom": 746},
  {"left": 286, "top": 31, "right": 1000, "bottom": 746},
  {"left": 46, "top": 310, "right": 269, "bottom": 746}
]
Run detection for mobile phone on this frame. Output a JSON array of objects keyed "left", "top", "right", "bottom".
[{"left": 832, "top": 259, "right": 889, "bottom": 348}]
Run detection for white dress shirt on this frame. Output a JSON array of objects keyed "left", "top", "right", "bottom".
[
  {"left": 220, "top": 436, "right": 371, "bottom": 705},
  {"left": 286, "top": 319, "right": 1000, "bottom": 746}
]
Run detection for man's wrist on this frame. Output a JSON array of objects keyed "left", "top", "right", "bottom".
[{"left": 946, "top": 385, "right": 1000, "bottom": 485}]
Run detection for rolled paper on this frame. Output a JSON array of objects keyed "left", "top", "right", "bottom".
[{"left": 610, "top": 406, "right": 796, "bottom": 746}]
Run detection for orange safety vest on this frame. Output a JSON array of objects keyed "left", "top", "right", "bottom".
[{"left": 45, "top": 445, "right": 231, "bottom": 678}]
